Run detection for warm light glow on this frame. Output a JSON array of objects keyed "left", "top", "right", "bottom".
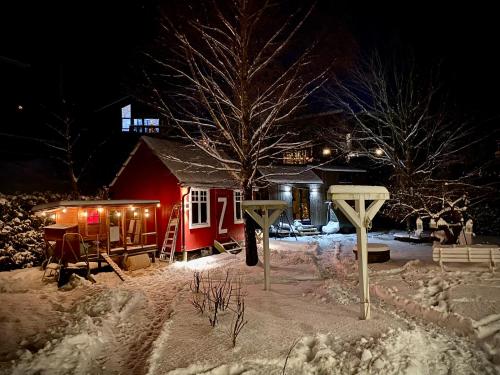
[
  {"left": 62, "top": 208, "right": 67, "bottom": 213},
  {"left": 144, "top": 208, "right": 149, "bottom": 213},
  {"left": 41, "top": 211, "right": 46, "bottom": 217},
  {"left": 322, "top": 147, "right": 331, "bottom": 156},
  {"left": 133, "top": 211, "right": 138, "bottom": 217},
  {"left": 51, "top": 214, "right": 56, "bottom": 220},
  {"left": 82, "top": 211, "right": 88, "bottom": 217},
  {"left": 156, "top": 203, "right": 161, "bottom": 208},
  {"left": 98, "top": 207, "right": 104, "bottom": 213},
  {"left": 145, "top": 212, "right": 150, "bottom": 218},
  {"left": 115, "top": 211, "right": 121, "bottom": 217},
  {"left": 374, "top": 148, "right": 384, "bottom": 156},
  {"left": 129, "top": 205, "right": 135, "bottom": 211}
]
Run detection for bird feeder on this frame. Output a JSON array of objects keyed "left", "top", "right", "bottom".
[
  {"left": 242, "top": 200, "right": 287, "bottom": 291},
  {"left": 327, "top": 185, "right": 390, "bottom": 320}
]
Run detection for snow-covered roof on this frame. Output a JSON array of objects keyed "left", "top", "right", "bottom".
[
  {"left": 141, "top": 137, "right": 240, "bottom": 188},
  {"left": 258, "top": 165, "right": 323, "bottom": 184},
  {"left": 32, "top": 199, "right": 160, "bottom": 212},
  {"left": 315, "top": 166, "right": 367, "bottom": 173}
]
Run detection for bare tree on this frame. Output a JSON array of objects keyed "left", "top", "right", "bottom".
[
  {"left": 326, "top": 52, "right": 492, "bottom": 226},
  {"left": 1, "top": 102, "right": 105, "bottom": 196},
  {"left": 145, "top": 0, "right": 329, "bottom": 265}
]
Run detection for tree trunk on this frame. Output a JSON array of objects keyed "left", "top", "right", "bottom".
[{"left": 243, "top": 186, "right": 258, "bottom": 266}]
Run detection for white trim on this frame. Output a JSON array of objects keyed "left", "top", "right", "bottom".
[
  {"left": 217, "top": 197, "right": 228, "bottom": 234},
  {"left": 233, "top": 190, "right": 244, "bottom": 224},
  {"left": 189, "top": 188, "right": 211, "bottom": 229},
  {"left": 109, "top": 142, "right": 142, "bottom": 187}
]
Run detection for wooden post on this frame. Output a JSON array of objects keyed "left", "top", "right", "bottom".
[
  {"left": 242, "top": 200, "right": 287, "bottom": 291},
  {"left": 328, "top": 185, "right": 389, "bottom": 320},
  {"left": 355, "top": 198, "right": 370, "bottom": 320}
]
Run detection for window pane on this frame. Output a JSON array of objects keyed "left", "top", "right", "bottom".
[
  {"left": 200, "top": 191, "right": 207, "bottom": 201},
  {"left": 87, "top": 209, "right": 99, "bottom": 224},
  {"left": 144, "top": 118, "right": 159, "bottom": 126},
  {"left": 134, "top": 118, "right": 143, "bottom": 126},
  {"left": 122, "top": 118, "right": 131, "bottom": 132},
  {"left": 200, "top": 203, "right": 207, "bottom": 223},
  {"left": 121, "top": 104, "right": 131, "bottom": 118},
  {"left": 192, "top": 203, "right": 199, "bottom": 224},
  {"left": 236, "top": 202, "right": 241, "bottom": 220},
  {"left": 192, "top": 191, "right": 198, "bottom": 201}
]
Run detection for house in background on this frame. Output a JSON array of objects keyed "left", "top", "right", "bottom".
[
  {"left": 109, "top": 136, "right": 245, "bottom": 256},
  {"left": 258, "top": 166, "right": 324, "bottom": 226}
]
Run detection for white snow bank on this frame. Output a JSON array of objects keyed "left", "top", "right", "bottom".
[{"left": 164, "top": 327, "right": 495, "bottom": 375}]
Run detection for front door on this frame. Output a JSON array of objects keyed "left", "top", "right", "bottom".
[{"left": 292, "top": 187, "right": 310, "bottom": 222}]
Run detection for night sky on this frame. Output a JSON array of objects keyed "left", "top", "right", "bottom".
[{"left": 0, "top": 1, "right": 499, "bottom": 190}]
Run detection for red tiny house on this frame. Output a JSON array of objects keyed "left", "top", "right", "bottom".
[{"left": 109, "top": 137, "right": 244, "bottom": 255}]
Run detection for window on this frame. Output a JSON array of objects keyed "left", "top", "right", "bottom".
[
  {"left": 87, "top": 209, "right": 100, "bottom": 225},
  {"left": 190, "top": 188, "right": 210, "bottom": 228},
  {"left": 283, "top": 148, "right": 313, "bottom": 165},
  {"left": 121, "top": 104, "right": 131, "bottom": 132},
  {"left": 234, "top": 190, "right": 243, "bottom": 223}
]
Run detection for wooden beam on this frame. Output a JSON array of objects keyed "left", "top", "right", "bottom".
[
  {"left": 355, "top": 197, "right": 370, "bottom": 320},
  {"left": 334, "top": 200, "right": 361, "bottom": 229},
  {"left": 365, "top": 200, "right": 385, "bottom": 224}
]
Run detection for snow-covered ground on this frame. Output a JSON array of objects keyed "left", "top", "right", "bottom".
[{"left": 1, "top": 231, "right": 499, "bottom": 374}]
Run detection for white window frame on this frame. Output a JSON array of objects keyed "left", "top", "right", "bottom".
[
  {"left": 234, "top": 190, "right": 243, "bottom": 224},
  {"left": 189, "top": 188, "right": 211, "bottom": 229}
]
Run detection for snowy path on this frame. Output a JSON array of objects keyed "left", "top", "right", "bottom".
[{"left": 2, "top": 233, "right": 500, "bottom": 374}]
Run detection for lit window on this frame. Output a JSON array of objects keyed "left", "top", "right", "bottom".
[
  {"left": 234, "top": 190, "right": 243, "bottom": 223},
  {"left": 134, "top": 118, "right": 143, "bottom": 126},
  {"left": 190, "top": 188, "right": 210, "bottom": 228},
  {"left": 144, "top": 118, "right": 159, "bottom": 126},
  {"left": 121, "top": 105, "right": 131, "bottom": 132},
  {"left": 87, "top": 209, "right": 100, "bottom": 225}
]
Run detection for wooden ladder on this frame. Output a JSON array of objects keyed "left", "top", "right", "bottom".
[
  {"left": 159, "top": 203, "right": 181, "bottom": 262},
  {"left": 100, "top": 252, "right": 129, "bottom": 281}
]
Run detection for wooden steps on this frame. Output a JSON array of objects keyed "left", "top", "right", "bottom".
[
  {"left": 100, "top": 253, "right": 129, "bottom": 281},
  {"left": 297, "top": 227, "right": 321, "bottom": 236},
  {"left": 214, "top": 239, "right": 243, "bottom": 254}
]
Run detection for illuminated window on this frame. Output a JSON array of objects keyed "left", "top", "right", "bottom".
[
  {"left": 283, "top": 148, "right": 313, "bottom": 165},
  {"left": 87, "top": 209, "right": 100, "bottom": 224},
  {"left": 121, "top": 105, "right": 131, "bottom": 132},
  {"left": 190, "top": 188, "right": 210, "bottom": 228},
  {"left": 234, "top": 190, "right": 243, "bottom": 223}
]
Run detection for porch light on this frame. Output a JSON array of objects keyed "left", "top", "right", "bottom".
[
  {"left": 51, "top": 214, "right": 56, "bottom": 220},
  {"left": 144, "top": 208, "right": 149, "bottom": 213},
  {"left": 322, "top": 147, "right": 331, "bottom": 156},
  {"left": 374, "top": 148, "right": 384, "bottom": 156},
  {"left": 129, "top": 205, "right": 135, "bottom": 211},
  {"left": 145, "top": 212, "right": 150, "bottom": 218},
  {"left": 98, "top": 207, "right": 104, "bottom": 213},
  {"left": 82, "top": 211, "right": 88, "bottom": 218},
  {"left": 133, "top": 211, "right": 138, "bottom": 217},
  {"left": 115, "top": 211, "right": 121, "bottom": 217},
  {"left": 156, "top": 203, "right": 161, "bottom": 208},
  {"left": 62, "top": 208, "right": 67, "bottom": 213}
]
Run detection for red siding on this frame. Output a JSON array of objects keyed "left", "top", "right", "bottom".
[
  {"left": 111, "top": 141, "right": 244, "bottom": 252},
  {"left": 110, "top": 142, "right": 182, "bottom": 251}
]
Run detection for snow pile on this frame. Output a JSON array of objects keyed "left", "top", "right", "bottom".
[
  {"left": 165, "top": 327, "right": 495, "bottom": 375},
  {"left": 11, "top": 287, "right": 145, "bottom": 375}
]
